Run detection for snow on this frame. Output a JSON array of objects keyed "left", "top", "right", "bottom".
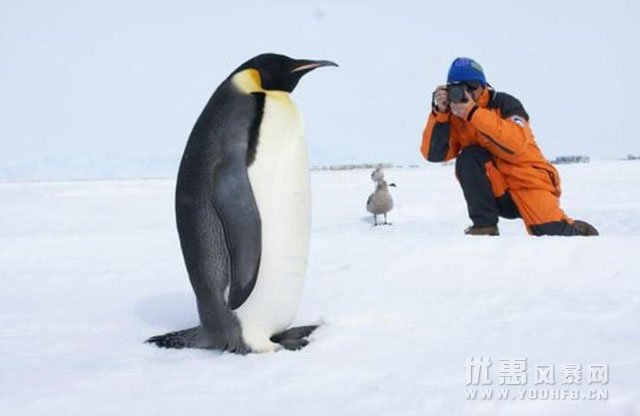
[{"left": 1, "top": 161, "right": 639, "bottom": 415}]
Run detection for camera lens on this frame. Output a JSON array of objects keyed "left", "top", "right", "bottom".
[{"left": 447, "top": 84, "right": 467, "bottom": 103}]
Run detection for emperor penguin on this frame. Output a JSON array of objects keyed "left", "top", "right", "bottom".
[{"left": 146, "top": 54, "right": 337, "bottom": 353}]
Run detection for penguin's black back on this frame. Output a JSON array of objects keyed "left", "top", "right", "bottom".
[
  {"left": 174, "top": 78, "right": 265, "bottom": 339},
  {"left": 177, "top": 81, "right": 262, "bottom": 186}
]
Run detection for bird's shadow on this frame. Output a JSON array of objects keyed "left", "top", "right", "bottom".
[
  {"left": 359, "top": 215, "right": 393, "bottom": 227},
  {"left": 360, "top": 215, "right": 376, "bottom": 225},
  {"left": 135, "top": 291, "right": 198, "bottom": 328}
]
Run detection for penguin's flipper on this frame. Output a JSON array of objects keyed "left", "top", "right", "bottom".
[{"left": 212, "top": 161, "right": 262, "bottom": 310}]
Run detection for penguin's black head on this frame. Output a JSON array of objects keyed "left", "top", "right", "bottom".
[{"left": 234, "top": 53, "right": 338, "bottom": 93}]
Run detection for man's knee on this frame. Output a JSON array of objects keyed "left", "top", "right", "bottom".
[{"left": 455, "top": 146, "right": 491, "bottom": 175}]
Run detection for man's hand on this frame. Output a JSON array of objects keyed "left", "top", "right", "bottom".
[
  {"left": 450, "top": 91, "right": 476, "bottom": 120},
  {"left": 433, "top": 85, "right": 449, "bottom": 113}
]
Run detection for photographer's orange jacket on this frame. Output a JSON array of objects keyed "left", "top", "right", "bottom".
[{"left": 420, "top": 88, "right": 561, "bottom": 197}]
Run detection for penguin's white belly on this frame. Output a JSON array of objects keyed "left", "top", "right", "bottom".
[{"left": 235, "top": 92, "right": 311, "bottom": 352}]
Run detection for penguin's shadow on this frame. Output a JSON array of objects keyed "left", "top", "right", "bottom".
[{"left": 135, "top": 291, "right": 199, "bottom": 328}]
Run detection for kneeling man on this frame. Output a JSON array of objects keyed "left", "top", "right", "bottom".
[{"left": 421, "top": 57, "right": 598, "bottom": 236}]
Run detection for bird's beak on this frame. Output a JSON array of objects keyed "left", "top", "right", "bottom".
[
  {"left": 290, "top": 59, "right": 339, "bottom": 74},
  {"left": 389, "top": 183, "right": 397, "bottom": 187}
]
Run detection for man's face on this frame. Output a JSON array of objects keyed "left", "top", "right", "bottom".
[{"left": 470, "top": 85, "right": 484, "bottom": 101}]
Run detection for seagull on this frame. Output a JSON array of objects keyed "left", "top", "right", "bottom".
[
  {"left": 367, "top": 178, "right": 396, "bottom": 226},
  {"left": 371, "top": 166, "right": 385, "bottom": 183}
]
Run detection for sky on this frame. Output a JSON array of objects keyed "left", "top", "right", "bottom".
[{"left": 1, "top": 0, "right": 639, "bottom": 180}]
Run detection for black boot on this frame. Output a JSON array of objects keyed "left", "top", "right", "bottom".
[
  {"left": 464, "top": 225, "right": 500, "bottom": 236},
  {"left": 572, "top": 220, "right": 599, "bottom": 236}
]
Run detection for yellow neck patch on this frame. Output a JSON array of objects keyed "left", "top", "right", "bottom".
[
  {"left": 230, "top": 68, "right": 292, "bottom": 102},
  {"left": 232, "top": 69, "right": 263, "bottom": 94}
]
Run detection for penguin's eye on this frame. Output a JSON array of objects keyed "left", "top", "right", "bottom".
[
  {"left": 264, "top": 63, "right": 282, "bottom": 77},
  {"left": 259, "top": 63, "right": 287, "bottom": 90}
]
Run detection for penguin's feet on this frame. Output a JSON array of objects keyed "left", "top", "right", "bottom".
[
  {"left": 271, "top": 325, "right": 318, "bottom": 341},
  {"left": 146, "top": 326, "right": 201, "bottom": 349},
  {"left": 146, "top": 326, "right": 250, "bottom": 354},
  {"left": 270, "top": 325, "right": 318, "bottom": 351},
  {"left": 222, "top": 337, "right": 250, "bottom": 354},
  {"left": 278, "top": 338, "right": 309, "bottom": 351}
]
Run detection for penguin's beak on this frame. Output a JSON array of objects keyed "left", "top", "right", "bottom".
[{"left": 290, "top": 59, "right": 339, "bottom": 74}]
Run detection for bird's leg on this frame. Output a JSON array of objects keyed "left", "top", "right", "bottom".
[
  {"left": 383, "top": 213, "right": 391, "bottom": 226},
  {"left": 373, "top": 214, "right": 378, "bottom": 226}
]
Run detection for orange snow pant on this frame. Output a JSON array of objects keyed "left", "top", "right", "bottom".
[
  {"left": 483, "top": 159, "right": 569, "bottom": 225},
  {"left": 455, "top": 145, "right": 574, "bottom": 235}
]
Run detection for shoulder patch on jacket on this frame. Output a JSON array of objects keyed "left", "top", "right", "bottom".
[{"left": 489, "top": 92, "right": 530, "bottom": 121}]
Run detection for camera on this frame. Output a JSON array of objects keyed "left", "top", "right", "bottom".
[{"left": 446, "top": 84, "right": 468, "bottom": 104}]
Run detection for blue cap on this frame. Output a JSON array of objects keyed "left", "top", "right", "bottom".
[{"left": 447, "top": 57, "right": 487, "bottom": 85}]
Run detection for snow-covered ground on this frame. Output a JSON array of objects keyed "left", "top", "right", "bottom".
[{"left": 1, "top": 161, "right": 639, "bottom": 415}]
